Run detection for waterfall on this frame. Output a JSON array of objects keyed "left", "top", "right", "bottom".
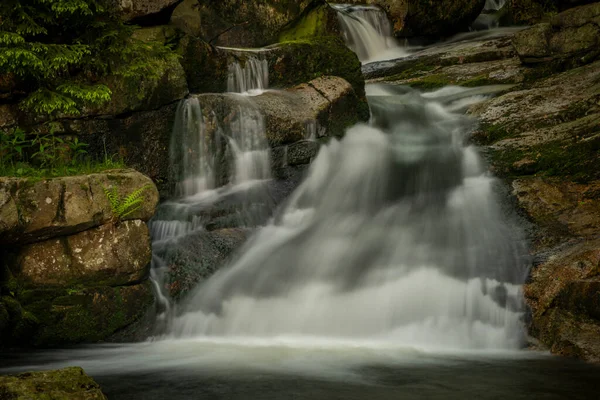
[
  {"left": 484, "top": 0, "right": 507, "bottom": 11},
  {"left": 227, "top": 56, "right": 269, "bottom": 94},
  {"left": 332, "top": 4, "right": 407, "bottom": 63},
  {"left": 169, "top": 84, "right": 529, "bottom": 350},
  {"left": 149, "top": 91, "right": 272, "bottom": 322}
]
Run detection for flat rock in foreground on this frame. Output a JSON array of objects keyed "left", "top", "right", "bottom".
[{"left": 0, "top": 367, "right": 107, "bottom": 399}]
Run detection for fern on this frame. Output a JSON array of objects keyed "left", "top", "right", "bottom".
[{"left": 103, "top": 184, "right": 150, "bottom": 221}]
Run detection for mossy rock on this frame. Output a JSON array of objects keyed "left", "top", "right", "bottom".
[
  {"left": 278, "top": 0, "right": 341, "bottom": 42},
  {"left": 13, "top": 282, "right": 154, "bottom": 347},
  {"left": 0, "top": 367, "right": 107, "bottom": 399},
  {"left": 270, "top": 36, "right": 366, "bottom": 98}
]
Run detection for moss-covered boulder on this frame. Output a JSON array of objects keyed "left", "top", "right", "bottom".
[
  {"left": 0, "top": 367, "right": 107, "bottom": 399},
  {"left": 169, "top": 0, "right": 311, "bottom": 47},
  {"left": 86, "top": 56, "right": 188, "bottom": 117},
  {"left": 278, "top": 0, "right": 342, "bottom": 42},
  {"left": 0, "top": 170, "right": 159, "bottom": 245},
  {"left": 501, "top": 0, "right": 598, "bottom": 25},
  {"left": 8, "top": 282, "right": 154, "bottom": 347},
  {"left": 512, "top": 3, "right": 600, "bottom": 67},
  {"left": 118, "top": 0, "right": 179, "bottom": 22},
  {"left": 10, "top": 220, "right": 151, "bottom": 289},
  {"left": 270, "top": 37, "right": 366, "bottom": 98}
]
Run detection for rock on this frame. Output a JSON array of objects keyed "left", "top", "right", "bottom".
[
  {"left": 177, "top": 36, "right": 231, "bottom": 94},
  {"left": 525, "top": 238, "right": 600, "bottom": 362},
  {"left": 512, "top": 178, "right": 600, "bottom": 246},
  {"left": 0, "top": 367, "right": 107, "bottom": 399},
  {"left": 11, "top": 220, "right": 151, "bottom": 288},
  {"left": 170, "top": 0, "right": 202, "bottom": 36},
  {"left": 85, "top": 56, "right": 188, "bottom": 117},
  {"left": 16, "top": 281, "right": 154, "bottom": 346},
  {"left": 0, "top": 170, "right": 159, "bottom": 245},
  {"left": 157, "top": 228, "right": 251, "bottom": 299},
  {"left": 173, "top": 0, "right": 312, "bottom": 47},
  {"left": 364, "top": 30, "right": 517, "bottom": 80},
  {"left": 270, "top": 37, "right": 366, "bottom": 98},
  {"left": 513, "top": 3, "right": 600, "bottom": 66},
  {"left": 502, "top": 0, "right": 598, "bottom": 25},
  {"left": 469, "top": 60, "right": 600, "bottom": 183},
  {"left": 188, "top": 75, "right": 367, "bottom": 151},
  {"left": 118, "top": 0, "right": 179, "bottom": 22},
  {"left": 343, "top": 0, "right": 486, "bottom": 38},
  {"left": 278, "top": 1, "right": 342, "bottom": 42}
]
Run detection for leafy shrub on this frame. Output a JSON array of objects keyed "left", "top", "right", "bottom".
[{"left": 0, "top": 0, "right": 176, "bottom": 116}]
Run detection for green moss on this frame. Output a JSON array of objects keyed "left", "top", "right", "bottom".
[
  {"left": 0, "top": 367, "right": 106, "bottom": 399},
  {"left": 271, "top": 36, "right": 366, "bottom": 98},
  {"left": 279, "top": 2, "right": 336, "bottom": 42},
  {"left": 17, "top": 283, "right": 154, "bottom": 346}
]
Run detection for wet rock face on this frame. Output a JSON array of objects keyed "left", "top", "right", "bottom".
[
  {"left": 0, "top": 367, "right": 107, "bottom": 399},
  {"left": 512, "top": 3, "right": 600, "bottom": 66}
]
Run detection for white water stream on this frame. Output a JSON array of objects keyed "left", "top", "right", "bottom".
[{"left": 333, "top": 4, "right": 408, "bottom": 63}]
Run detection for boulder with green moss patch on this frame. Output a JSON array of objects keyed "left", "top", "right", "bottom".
[
  {"left": 169, "top": 0, "right": 311, "bottom": 47},
  {"left": 0, "top": 367, "right": 107, "bottom": 399},
  {"left": 512, "top": 3, "right": 600, "bottom": 67},
  {"left": 10, "top": 281, "right": 154, "bottom": 346},
  {"left": 0, "top": 170, "right": 158, "bottom": 245}
]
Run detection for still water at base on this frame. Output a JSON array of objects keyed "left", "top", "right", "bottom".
[{"left": 2, "top": 340, "right": 599, "bottom": 400}]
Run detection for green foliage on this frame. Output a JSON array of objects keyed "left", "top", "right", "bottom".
[
  {"left": 103, "top": 184, "right": 150, "bottom": 221},
  {"left": 0, "top": 0, "right": 176, "bottom": 116},
  {"left": 0, "top": 127, "right": 124, "bottom": 178}
]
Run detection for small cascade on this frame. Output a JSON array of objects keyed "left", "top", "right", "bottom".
[
  {"left": 473, "top": 0, "right": 508, "bottom": 30},
  {"left": 227, "top": 56, "right": 269, "bottom": 94},
  {"left": 484, "top": 0, "right": 507, "bottom": 11},
  {"left": 332, "top": 4, "right": 407, "bottom": 63},
  {"left": 169, "top": 98, "right": 216, "bottom": 197}
]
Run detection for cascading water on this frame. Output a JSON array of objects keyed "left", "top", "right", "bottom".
[
  {"left": 149, "top": 63, "right": 273, "bottom": 320},
  {"left": 484, "top": 0, "right": 507, "bottom": 11},
  {"left": 227, "top": 56, "right": 269, "bottom": 94},
  {"left": 168, "top": 84, "right": 529, "bottom": 350},
  {"left": 333, "top": 4, "right": 407, "bottom": 63},
  {"left": 473, "top": 0, "right": 508, "bottom": 30}
]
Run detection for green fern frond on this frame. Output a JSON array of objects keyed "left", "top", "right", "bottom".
[{"left": 103, "top": 184, "right": 150, "bottom": 221}]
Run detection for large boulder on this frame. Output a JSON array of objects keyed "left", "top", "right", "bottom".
[
  {"left": 0, "top": 170, "right": 159, "bottom": 245},
  {"left": 169, "top": 0, "right": 312, "bottom": 47},
  {"left": 502, "top": 0, "right": 598, "bottom": 25},
  {"left": 117, "top": 0, "right": 179, "bottom": 22},
  {"left": 0, "top": 367, "right": 107, "bottom": 399},
  {"left": 2, "top": 282, "right": 154, "bottom": 346},
  {"left": 10, "top": 220, "right": 151, "bottom": 288},
  {"left": 512, "top": 3, "right": 600, "bottom": 66}
]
